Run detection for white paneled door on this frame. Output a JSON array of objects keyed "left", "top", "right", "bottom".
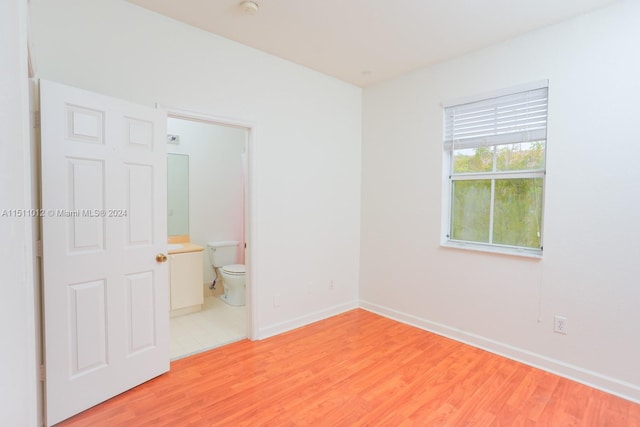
[{"left": 40, "top": 80, "right": 169, "bottom": 426}]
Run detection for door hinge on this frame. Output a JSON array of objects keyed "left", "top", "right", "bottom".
[
  {"left": 40, "top": 364, "right": 45, "bottom": 382},
  {"left": 36, "top": 240, "right": 43, "bottom": 257},
  {"left": 33, "top": 110, "right": 41, "bottom": 129}
]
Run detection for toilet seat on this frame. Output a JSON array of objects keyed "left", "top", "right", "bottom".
[{"left": 222, "top": 264, "right": 245, "bottom": 275}]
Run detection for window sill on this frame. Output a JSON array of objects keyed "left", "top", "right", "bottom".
[{"left": 441, "top": 241, "right": 543, "bottom": 259}]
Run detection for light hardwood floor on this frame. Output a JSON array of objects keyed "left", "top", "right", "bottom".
[{"left": 59, "top": 309, "right": 640, "bottom": 426}]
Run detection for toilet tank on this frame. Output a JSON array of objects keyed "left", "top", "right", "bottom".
[{"left": 207, "top": 241, "right": 239, "bottom": 267}]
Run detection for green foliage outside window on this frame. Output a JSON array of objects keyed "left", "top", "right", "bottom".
[{"left": 450, "top": 142, "right": 544, "bottom": 249}]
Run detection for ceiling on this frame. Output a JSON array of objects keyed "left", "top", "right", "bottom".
[{"left": 127, "top": 0, "right": 619, "bottom": 87}]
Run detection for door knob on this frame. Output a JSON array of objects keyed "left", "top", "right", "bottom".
[{"left": 156, "top": 253, "right": 168, "bottom": 263}]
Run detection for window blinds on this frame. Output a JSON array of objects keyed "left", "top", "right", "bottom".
[{"left": 444, "top": 86, "right": 548, "bottom": 150}]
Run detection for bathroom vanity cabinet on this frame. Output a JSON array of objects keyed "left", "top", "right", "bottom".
[{"left": 169, "top": 249, "right": 204, "bottom": 317}]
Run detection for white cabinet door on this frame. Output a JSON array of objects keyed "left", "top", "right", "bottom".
[
  {"left": 40, "top": 80, "right": 169, "bottom": 426},
  {"left": 170, "top": 252, "right": 204, "bottom": 311}
]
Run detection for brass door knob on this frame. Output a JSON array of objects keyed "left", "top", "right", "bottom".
[{"left": 156, "top": 253, "right": 168, "bottom": 263}]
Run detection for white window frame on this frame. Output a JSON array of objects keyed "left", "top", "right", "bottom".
[{"left": 441, "top": 81, "right": 548, "bottom": 258}]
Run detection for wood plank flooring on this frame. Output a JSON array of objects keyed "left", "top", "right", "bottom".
[{"left": 58, "top": 309, "right": 640, "bottom": 426}]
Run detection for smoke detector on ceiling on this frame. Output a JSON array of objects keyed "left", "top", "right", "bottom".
[{"left": 239, "top": 1, "right": 260, "bottom": 15}]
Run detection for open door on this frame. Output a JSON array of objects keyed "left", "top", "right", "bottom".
[{"left": 40, "top": 80, "right": 169, "bottom": 425}]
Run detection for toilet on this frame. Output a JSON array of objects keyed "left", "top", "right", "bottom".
[{"left": 206, "top": 241, "right": 246, "bottom": 306}]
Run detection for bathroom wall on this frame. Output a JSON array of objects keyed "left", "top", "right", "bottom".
[
  {"left": 167, "top": 118, "right": 246, "bottom": 285},
  {"left": 360, "top": 0, "right": 640, "bottom": 401},
  {"left": 29, "top": 0, "right": 362, "bottom": 340}
]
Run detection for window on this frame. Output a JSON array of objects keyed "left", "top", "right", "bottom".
[{"left": 442, "top": 82, "right": 548, "bottom": 256}]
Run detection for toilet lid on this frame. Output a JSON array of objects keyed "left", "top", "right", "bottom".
[{"left": 222, "top": 264, "right": 245, "bottom": 275}]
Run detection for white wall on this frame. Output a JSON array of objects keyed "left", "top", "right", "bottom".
[
  {"left": 0, "top": 0, "right": 38, "bottom": 425},
  {"left": 361, "top": 0, "right": 640, "bottom": 401},
  {"left": 167, "top": 118, "right": 246, "bottom": 283},
  {"left": 29, "top": 0, "right": 362, "bottom": 340}
]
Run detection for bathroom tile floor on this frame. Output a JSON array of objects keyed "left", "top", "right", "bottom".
[{"left": 170, "top": 295, "right": 247, "bottom": 360}]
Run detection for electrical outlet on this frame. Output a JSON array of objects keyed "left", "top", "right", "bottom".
[
  {"left": 329, "top": 280, "right": 335, "bottom": 290},
  {"left": 554, "top": 316, "right": 568, "bottom": 334},
  {"left": 273, "top": 294, "right": 280, "bottom": 308}
]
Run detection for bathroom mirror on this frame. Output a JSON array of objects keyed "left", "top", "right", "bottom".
[{"left": 167, "top": 153, "right": 189, "bottom": 236}]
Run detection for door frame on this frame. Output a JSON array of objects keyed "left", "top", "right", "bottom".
[{"left": 164, "top": 107, "right": 257, "bottom": 340}]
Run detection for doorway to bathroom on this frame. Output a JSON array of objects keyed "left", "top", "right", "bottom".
[{"left": 166, "top": 112, "right": 251, "bottom": 360}]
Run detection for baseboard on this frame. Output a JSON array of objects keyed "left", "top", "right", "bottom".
[
  {"left": 359, "top": 299, "right": 640, "bottom": 404},
  {"left": 258, "top": 300, "right": 359, "bottom": 340}
]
